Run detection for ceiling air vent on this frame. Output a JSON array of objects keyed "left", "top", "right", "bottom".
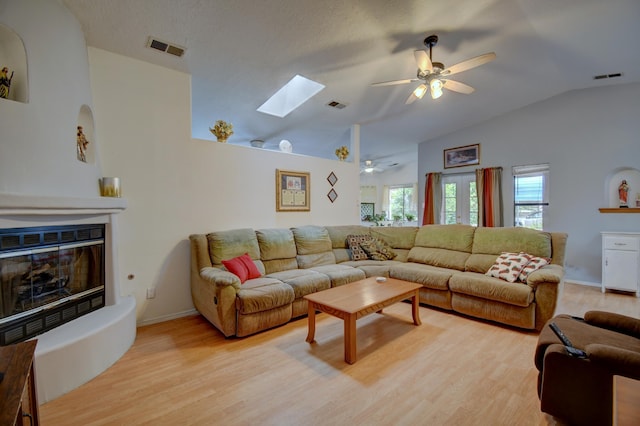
[
  {"left": 147, "top": 37, "right": 186, "bottom": 57},
  {"left": 593, "top": 72, "right": 623, "bottom": 80},
  {"left": 327, "top": 100, "right": 347, "bottom": 109}
]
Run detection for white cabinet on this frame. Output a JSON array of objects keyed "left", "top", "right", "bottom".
[{"left": 601, "top": 232, "right": 640, "bottom": 296}]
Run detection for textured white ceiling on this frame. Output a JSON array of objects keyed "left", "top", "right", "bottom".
[{"left": 63, "top": 0, "right": 640, "bottom": 168}]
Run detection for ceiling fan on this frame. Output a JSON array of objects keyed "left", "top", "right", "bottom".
[
  {"left": 372, "top": 34, "right": 496, "bottom": 104},
  {"left": 360, "top": 160, "right": 383, "bottom": 174}
]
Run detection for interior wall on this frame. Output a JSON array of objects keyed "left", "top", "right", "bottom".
[
  {"left": 359, "top": 161, "right": 418, "bottom": 218},
  {"left": 418, "top": 82, "right": 640, "bottom": 284},
  {"left": 88, "top": 48, "right": 361, "bottom": 324},
  {"left": 0, "top": 0, "right": 102, "bottom": 197}
]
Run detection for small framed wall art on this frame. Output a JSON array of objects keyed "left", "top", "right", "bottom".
[
  {"left": 276, "top": 169, "right": 310, "bottom": 211},
  {"left": 444, "top": 144, "right": 480, "bottom": 169}
]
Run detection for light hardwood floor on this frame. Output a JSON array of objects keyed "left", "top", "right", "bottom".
[{"left": 40, "top": 283, "right": 639, "bottom": 426}]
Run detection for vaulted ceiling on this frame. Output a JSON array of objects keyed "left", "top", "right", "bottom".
[{"left": 63, "top": 0, "right": 640, "bottom": 170}]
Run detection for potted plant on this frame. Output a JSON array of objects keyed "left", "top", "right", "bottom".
[{"left": 405, "top": 213, "right": 416, "bottom": 222}]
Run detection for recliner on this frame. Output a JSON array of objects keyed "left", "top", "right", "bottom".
[{"left": 535, "top": 311, "right": 640, "bottom": 425}]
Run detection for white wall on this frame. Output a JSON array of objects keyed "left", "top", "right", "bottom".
[
  {"left": 0, "top": 0, "right": 102, "bottom": 197},
  {"left": 418, "top": 82, "right": 640, "bottom": 284},
  {"left": 89, "top": 48, "right": 361, "bottom": 324}
]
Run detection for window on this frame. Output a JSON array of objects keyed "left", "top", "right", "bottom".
[
  {"left": 513, "top": 164, "right": 549, "bottom": 230},
  {"left": 388, "top": 184, "right": 417, "bottom": 222},
  {"left": 442, "top": 174, "right": 478, "bottom": 226}
]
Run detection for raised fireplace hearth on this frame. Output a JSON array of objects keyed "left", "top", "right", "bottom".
[{"left": 0, "top": 224, "right": 106, "bottom": 345}]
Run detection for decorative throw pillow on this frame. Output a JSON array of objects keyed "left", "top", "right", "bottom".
[
  {"left": 346, "top": 234, "right": 373, "bottom": 261},
  {"left": 359, "top": 238, "right": 397, "bottom": 261},
  {"left": 485, "top": 252, "right": 532, "bottom": 283},
  {"left": 239, "top": 253, "right": 261, "bottom": 279},
  {"left": 222, "top": 253, "right": 261, "bottom": 283},
  {"left": 222, "top": 256, "right": 249, "bottom": 283},
  {"left": 518, "top": 256, "right": 550, "bottom": 282}
]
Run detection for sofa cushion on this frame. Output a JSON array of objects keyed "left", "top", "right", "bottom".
[
  {"left": 472, "top": 227, "right": 552, "bottom": 258},
  {"left": 292, "top": 225, "right": 333, "bottom": 254},
  {"left": 369, "top": 226, "right": 418, "bottom": 250},
  {"left": 408, "top": 247, "right": 470, "bottom": 271},
  {"left": 390, "top": 263, "right": 453, "bottom": 291},
  {"left": 359, "top": 238, "right": 397, "bottom": 260},
  {"left": 235, "top": 279, "right": 295, "bottom": 314},
  {"left": 292, "top": 226, "right": 337, "bottom": 268},
  {"left": 308, "top": 264, "right": 366, "bottom": 287},
  {"left": 449, "top": 272, "right": 534, "bottom": 307},
  {"left": 266, "top": 269, "right": 330, "bottom": 298},
  {"left": 256, "top": 228, "right": 297, "bottom": 260},
  {"left": 326, "top": 225, "right": 371, "bottom": 248},
  {"left": 413, "top": 224, "right": 476, "bottom": 252},
  {"left": 486, "top": 252, "right": 532, "bottom": 283},
  {"left": 208, "top": 228, "right": 260, "bottom": 265},
  {"left": 346, "top": 234, "right": 373, "bottom": 260}
]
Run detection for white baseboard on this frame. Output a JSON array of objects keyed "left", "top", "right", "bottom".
[
  {"left": 136, "top": 308, "right": 199, "bottom": 327},
  {"left": 564, "top": 279, "right": 601, "bottom": 288}
]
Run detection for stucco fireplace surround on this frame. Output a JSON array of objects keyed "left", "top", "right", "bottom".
[{"left": 0, "top": 193, "right": 136, "bottom": 403}]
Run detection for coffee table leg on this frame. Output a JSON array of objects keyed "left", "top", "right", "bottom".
[
  {"left": 412, "top": 290, "right": 421, "bottom": 326},
  {"left": 306, "top": 301, "right": 316, "bottom": 343},
  {"left": 344, "top": 313, "right": 357, "bottom": 364}
]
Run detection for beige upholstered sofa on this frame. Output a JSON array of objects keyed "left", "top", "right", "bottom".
[{"left": 189, "top": 224, "right": 567, "bottom": 337}]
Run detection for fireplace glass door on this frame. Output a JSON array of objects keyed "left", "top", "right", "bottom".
[{"left": 0, "top": 224, "right": 105, "bottom": 345}]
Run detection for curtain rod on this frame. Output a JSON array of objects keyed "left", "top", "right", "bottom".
[{"left": 426, "top": 166, "right": 502, "bottom": 177}]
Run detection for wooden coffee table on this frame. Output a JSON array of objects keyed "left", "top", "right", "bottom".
[{"left": 304, "top": 277, "right": 422, "bottom": 364}]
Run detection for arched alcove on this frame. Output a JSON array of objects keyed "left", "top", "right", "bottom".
[
  {"left": 0, "top": 23, "right": 28, "bottom": 103},
  {"left": 77, "top": 104, "right": 96, "bottom": 164},
  {"left": 605, "top": 167, "right": 640, "bottom": 208}
]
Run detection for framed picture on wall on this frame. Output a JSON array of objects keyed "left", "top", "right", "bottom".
[
  {"left": 444, "top": 144, "right": 480, "bottom": 169},
  {"left": 276, "top": 169, "right": 310, "bottom": 211}
]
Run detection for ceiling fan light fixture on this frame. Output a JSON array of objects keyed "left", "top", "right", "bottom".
[
  {"left": 430, "top": 79, "right": 443, "bottom": 99},
  {"left": 413, "top": 85, "right": 427, "bottom": 99}
]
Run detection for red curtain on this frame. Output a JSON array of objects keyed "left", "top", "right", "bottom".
[
  {"left": 422, "top": 172, "right": 441, "bottom": 225},
  {"left": 476, "top": 167, "right": 503, "bottom": 227}
]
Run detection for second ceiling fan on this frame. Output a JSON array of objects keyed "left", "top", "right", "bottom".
[{"left": 372, "top": 34, "right": 496, "bottom": 104}]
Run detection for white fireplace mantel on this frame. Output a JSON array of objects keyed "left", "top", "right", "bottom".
[{"left": 0, "top": 191, "right": 136, "bottom": 403}]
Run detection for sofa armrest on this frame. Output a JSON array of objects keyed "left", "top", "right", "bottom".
[
  {"left": 526, "top": 264, "right": 564, "bottom": 288},
  {"left": 584, "top": 311, "right": 640, "bottom": 339},
  {"left": 200, "top": 267, "right": 241, "bottom": 289},
  {"left": 586, "top": 343, "right": 640, "bottom": 380}
]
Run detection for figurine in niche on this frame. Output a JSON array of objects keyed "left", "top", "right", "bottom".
[
  {"left": 0, "top": 67, "right": 14, "bottom": 99},
  {"left": 618, "top": 179, "right": 629, "bottom": 208},
  {"left": 77, "top": 125, "right": 90, "bottom": 162}
]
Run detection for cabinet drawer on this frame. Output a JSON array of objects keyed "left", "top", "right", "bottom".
[{"left": 604, "top": 236, "right": 640, "bottom": 251}]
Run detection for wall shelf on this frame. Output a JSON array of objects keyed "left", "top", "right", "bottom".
[{"left": 599, "top": 208, "right": 640, "bottom": 213}]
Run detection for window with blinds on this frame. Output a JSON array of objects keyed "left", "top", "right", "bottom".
[{"left": 513, "top": 164, "right": 549, "bottom": 230}]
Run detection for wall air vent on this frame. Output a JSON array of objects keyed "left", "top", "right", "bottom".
[
  {"left": 327, "top": 101, "right": 347, "bottom": 109},
  {"left": 593, "top": 72, "right": 623, "bottom": 80},
  {"left": 147, "top": 37, "right": 186, "bottom": 57}
]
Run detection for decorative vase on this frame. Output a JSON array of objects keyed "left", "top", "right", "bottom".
[
  {"left": 250, "top": 139, "right": 265, "bottom": 148},
  {"left": 217, "top": 136, "right": 228, "bottom": 143}
]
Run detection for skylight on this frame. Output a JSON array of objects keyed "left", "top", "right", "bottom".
[{"left": 257, "top": 75, "right": 325, "bottom": 118}]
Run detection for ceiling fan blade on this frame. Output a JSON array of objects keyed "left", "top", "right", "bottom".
[
  {"left": 414, "top": 50, "right": 433, "bottom": 73},
  {"left": 442, "top": 52, "right": 496, "bottom": 76},
  {"left": 443, "top": 79, "right": 475, "bottom": 94},
  {"left": 405, "top": 84, "right": 427, "bottom": 104},
  {"left": 371, "top": 78, "right": 416, "bottom": 87}
]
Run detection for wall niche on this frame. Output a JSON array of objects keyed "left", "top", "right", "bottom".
[
  {"left": 602, "top": 167, "right": 640, "bottom": 211},
  {"left": 77, "top": 105, "right": 96, "bottom": 164},
  {"left": 0, "top": 23, "right": 28, "bottom": 103}
]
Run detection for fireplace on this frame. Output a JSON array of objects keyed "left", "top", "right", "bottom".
[{"left": 0, "top": 224, "right": 106, "bottom": 345}]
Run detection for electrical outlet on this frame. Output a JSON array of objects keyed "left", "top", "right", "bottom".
[{"left": 146, "top": 288, "right": 156, "bottom": 299}]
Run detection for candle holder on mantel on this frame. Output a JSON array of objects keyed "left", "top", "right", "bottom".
[{"left": 99, "top": 177, "right": 121, "bottom": 197}]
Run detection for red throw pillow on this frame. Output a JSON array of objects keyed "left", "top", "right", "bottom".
[
  {"left": 222, "top": 256, "right": 249, "bottom": 283},
  {"left": 239, "top": 253, "right": 261, "bottom": 279}
]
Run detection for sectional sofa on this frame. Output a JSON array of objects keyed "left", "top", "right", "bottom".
[{"left": 189, "top": 224, "right": 567, "bottom": 337}]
